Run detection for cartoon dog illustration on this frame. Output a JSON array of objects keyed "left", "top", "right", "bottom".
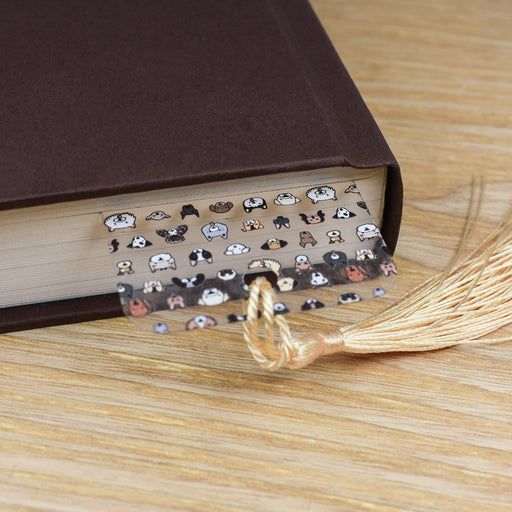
[
  {"left": 127, "top": 235, "right": 152, "bottom": 248},
  {"left": 146, "top": 210, "right": 170, "bottom": 221},
  {"left": 299, "top": 210, "right": 325, "bottom": 225},
  {"left": 311, "top": 271, "right": 329, "bottom": 287},
  {"left": 172, "top": 274, "right": 206, "bottom": 288},
  {"left": 198, "top": 288, "right": 230, "bottom": 306},
  {"left": 345, "top": 184, "right": 359, "bottom": 194},
  {"left": 295, "top": 255, "right": 313, "bottom": 273},
  {"left": 276, "top": 277, "right": 298, "bottom": 292},
  {"left": 186, "top": 315, "right": 217, "bottom": 330},
  {"left": 156, "top": 225, "right": 188, "bottom": 243},
  {"left": 217, "top": 268, "right": 237, "bottom": 280},
  {"left": 323, "top": 250, "right": 348, "bottom": 267},
  {"left": 326, "top": 229, "right": 344, "bottom": 244},
  {"left": 338, "top": 293, "right": 361, "bottom": 304},
  {"left": 333, "top": 207, "right": 356, "bottom": 219},
  {"left": 299, "top": 231, "right": 317, "bottom": 247},
  {"left": 273, "top": 216, "right": 290, "bottom": 229},
  {"left": 149, "top": 253, "right": 176, "bottom": 272},
  {"left": 274, "top": 192, "right": 301, "bottom": 206},
  {"left": 209, "top": 201, "right": 233, "bottom": 214},
  {"left": 225, "top": 243, "right": 250, "bottom": 255},
  {"left": 189, "top": 248, "right": 213, "bottom": 265},
  {"left": 167, "top": 294, "right": 185, "bottom": 310},
  {"left": 356, "top": 249, "right": 377, "bottom": 261},
  {"left": 153, "top": 322, "right": 170, "bottom": 334},
  {"left": 340, "top": 265, "right": 369, "bottom": 282},
  {"left": 104, "top": 213, "right": 136, "bottom": 232},
  {"left": 273, "top": 302, "right": 289, "bottom": 315},
  {"left": 301, "top": 298, "right": 325, "bottom": 311},
  {"left": 124, "top": 299, "right": 152, "bottom": 317},
  {"left": 261, "top": 238, "right": 288, "bottom": 250},
  {"left": 356, "top": 223, "right": 380, "bottom": 241},
  {"left": 243, "top": 197, "right": 267, "bottom": 213},
  {"left": 116, "top": 260, "right": 134, "bottom": 275},
  {"left": 180, "top": 204, "right": 199, "bottom": 219},
  {"left": 201, "top": 222, "right": 228, "bottom": 241},
  {"left": 306, "top": 186, "right": 337, "bottom": 204},
  {"left": 241, "top": 219, "right": 264, "bottom": 231},
  {"left": 142, "top": 280, "right": 164, "bottom": 293},
  {"left": 248, "top": 258, "right": 281, "bottom": 275},
  {"left": 117, "top": 282, "right": 133, "bottom": 299},
  {"left": 381, "top": 261, "right": 398, "bottom": 276}
]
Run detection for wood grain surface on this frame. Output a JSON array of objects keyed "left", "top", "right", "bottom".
[{"left": 1, "top": 0, "right": 512, "bottom": 510}]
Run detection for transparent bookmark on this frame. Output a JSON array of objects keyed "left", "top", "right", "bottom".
[{"left": 102, "top": 172, "right": 397, "bottom": 333}]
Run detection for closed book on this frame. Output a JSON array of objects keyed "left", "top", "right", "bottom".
[{"left": 0, "top": 0, "right": 402, "bottom": 333}]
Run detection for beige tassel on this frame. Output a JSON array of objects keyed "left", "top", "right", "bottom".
[{"left": 243, "top": 177, "right": 512, "bottom": 371}]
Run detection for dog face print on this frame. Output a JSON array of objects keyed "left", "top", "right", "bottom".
[
  {"left": 180, "top": 204, "right": 199, "bottom": 219},
  {"left": 299, "top": 210, "right": 325, "bottom": 225},
  {"left": 323, "top": 250, "right": 348, "bottom": 268},
  {"left": 156, "top": 225, "right": 188, "bottom": 243},
  {"left": 340, "top": 266, "right": 369, "bottom": 282},
  {"left": 149, "top": 253, "right": 176, "bottom": 272},
  {"left": 274, "top": 192, "right": 301, "bottom": 206},
  {"left": 248, "top": 258, "right": 281, "bottom": 275},
  {"left": 198, "top": 288, "right": 230, "bottom": 306},
  {"left": 209, "top": 201, "right": 233, "bottom": 214},
  {"left": 345, "top": 184, "right": 359, "bottom": 194},
  {"left": 225, "top": 243, "right": 250, "bottom": 255},
  {"left": 356, "top": 223, "right": 380, "bottom": 241},
  {"left": 189, "top": 248, "right": 213, "bottom": 265},
  {"left": 338, "top": 293, "right": 361, "bottom": 304},
  {"left": 273, "top": 302, "right": 289, "bottom": 315},
  {"left": 116, "top": 260, "right": 134, "bottom": 275},
  {"left": 146, "top": 210, "right": 170, "bottom": 221},
  {"left": 301, "top": 298, "right": 325, "bottom": 311},
  {"left": 127, "top": 235, "right": 152, "bottom": 249},
  {"left": 186, "top": 315, "right": 217, "bottom": 330},
  {"left": 299, "top": 231, "right": 317, "bottom": 248},
  {"left": 276, "top": 277, "right": 297, "bottom": 292},
  {"left": 172, "top": 274, "right": 205, "bottom": 288},
  {"left": 273, "top": 216, "right": 290, "bottom": 229},
  {"left": 326, "top": 229, "right": 344, "bottom": 244},
  {"left": 142, "top": 280, "right": 164, "bottom": 294},
  {"left": 381, "top": 261, "right": 398, "bottom": 276},
  {"left": 201, "top": 222, "right": 228, "bottom": 241},
  {"left": 125, "top": 299, "right": 152, "bottom": 317},
  {"left": 117, "top": 282, "right": 133, "bottom": 299},
  {"left": 241, "top": 219, "right": 264, "bottom": 231},
  {"left": 217, "top": 268, "right": 237, "bottom": 280},
  {"left": 243, "top": 197, "right": 267, "bottom": 213},
  {"left": 104, "top": 213, "right": 136, "bottom": 232},
  {"left": 295, "top": 254, "right": 312, "bottom": 273},
  {"left": 306, "top": 186, "right": 337, "bottom": 204},
  {"left": 167, "top": 294, "right": 185, "bottom": 310},
  {"left": 153, "top": 322, "right": 170, "bottom": 334},
  {"left": 356, "top": 249, "right": 376, "bottom": 261},
  {"left": 333, "top": 207, "right": 356, "bottom": 219},
  {"left": 261, "top": 238, "right": 288, "bottom": 250},
  {"left": 310, "top": 271, "right": 329, "bottom": 287}
]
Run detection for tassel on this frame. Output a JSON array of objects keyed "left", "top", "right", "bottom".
[{"left": 243, "top": 177, "right": 512, "bottom": 371}]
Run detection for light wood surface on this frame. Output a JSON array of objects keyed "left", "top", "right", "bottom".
[{"left": 1, "top": 0, "right": 512, "bottom": 510}]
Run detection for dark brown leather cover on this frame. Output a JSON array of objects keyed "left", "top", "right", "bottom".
[{"left": 1, "top": 0, "right": 401, "bottom": 333}]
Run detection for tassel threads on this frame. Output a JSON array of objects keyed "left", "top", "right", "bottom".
[{"left": 243, "top": 178, "right": 512, "bottom": 371}]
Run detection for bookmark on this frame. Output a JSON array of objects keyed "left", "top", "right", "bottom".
[{"left": 101, "top": 177, "right": 397, "bottom": 334}]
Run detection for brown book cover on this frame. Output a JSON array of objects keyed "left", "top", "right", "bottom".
[{"left": 0, "top": 0, "right": 402, "bottom": 332}]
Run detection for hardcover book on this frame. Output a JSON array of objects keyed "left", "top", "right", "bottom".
[{"left": 0, "top": 0, "right": 402, "bottom": 333}]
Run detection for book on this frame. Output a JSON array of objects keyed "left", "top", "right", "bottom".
[{"left": 0, "top": 0, "right": 402, "bottom": 333}]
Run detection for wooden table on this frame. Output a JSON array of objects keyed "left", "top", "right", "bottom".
[{"left": 1, "top": 0, "right": 511, "bottom": 510}]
